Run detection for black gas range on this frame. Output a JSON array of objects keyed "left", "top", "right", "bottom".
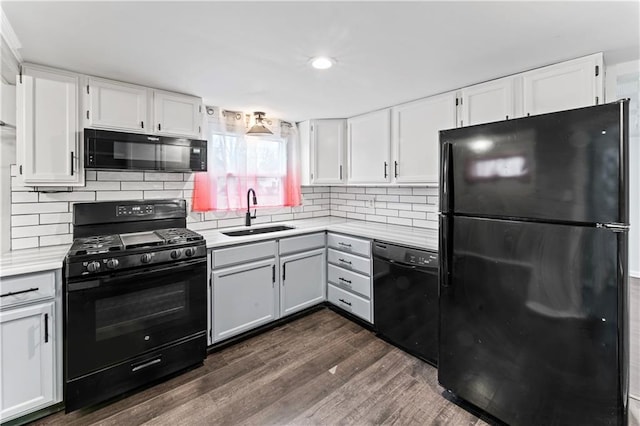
[{"left": 63, "top": 199, "right": 207, "bottom": 412}]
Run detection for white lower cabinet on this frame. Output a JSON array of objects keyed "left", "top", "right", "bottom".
[
  {"left": 0, "top": 301, "right": 55, "bottom": 420},
  {"left": 280, "top": 248, "right": 326, "bottom": 317},
  {"left": 212, "top": 258, "right": 277, "bottom": 343}
]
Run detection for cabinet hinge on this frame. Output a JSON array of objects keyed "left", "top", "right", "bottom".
[
  {"left": 595, "top": 96, "right": 599, "bottom": 105},
  {"left": 595, "top": 65, "right": 600, "bottom": 77},
  {"left": 86, "top": 110, "right": 90, "bottom": 120},
  {"left": 86, "top": 84, "right": 90, "bottom": 94}
]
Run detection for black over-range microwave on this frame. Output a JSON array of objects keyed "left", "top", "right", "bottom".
[{"left": 84, "top": 129, "right": 207, "bottom": 172}]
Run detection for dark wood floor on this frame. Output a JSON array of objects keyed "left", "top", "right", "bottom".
[{"left": 33, "top": 308, "right": 489, "bottom": 426}]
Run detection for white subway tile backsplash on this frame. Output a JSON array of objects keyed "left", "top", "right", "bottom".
[
  {"left": 38, "top": 192, "right": 96, "bottom": 202},
  {"left": 387, "top": 187, "right": 412, "bottom": 195},
  {"left": 75, "top": 181, "right": 121, "bottom": 191},
  {"left": 376, "top": 208, "right": 399, "bottom": 217},
  {"left": 365, "top": 214, "right": 387, "bottom": 223},
  {"left": 412, "top": 219, "right": 438, "bottom": 229},
  {"left": 217, "top": 217, "right": 246, "bottom": 228},
  {"left": 399, "top": 210, "right": 428, "bottom": 220},
  {"left": 40, "top": 234, "right": 74, "bottom": 247},
  {"left": 96, "top": 191, "right": 144, "bottom": 201},
  {"left": 293, "top": 212, "right": 313, "bottom": 220},
  {"left": 387, "top": 217, "right": 412, "bottom": 226},
  {"left": 164, "top": 181, "right": 194, "bottom": 190},
  {"left": 11, "top": 192, "right": 39, "bottom": 203},
  {"left": 11, "top": 237, "right": 39, "bottom": 250},
  {"left": 376, "top": 195, "right": 399, "bottom": 202},
  {"left": 346, "top": 187, "right": 366, "bottom": 194},
  {"left": 11, "top": 215, "right": 39, "bottom": 227},
  {"left": 346, "top": 212, "right": 365, "bottom": 220},
  {"left": 144, "top": 172, "right": 184, "bottom": 182},
  {"left": 12, "top": 224, "right": 69, "bottom": 238},
  {"left": 12, "top": 202, "right": 68, "bottom": 215},
  {"left": 143, "top": 190, "right": 183, "bottom": 200},
  {"left": 271, "top": 213, "right": 294, "bottom": 221},
  {"left": 40, "top": 213, "right": 73, "bottom": 225},
  {"left": 98, "top": 171, "right": 144, "bottom": 181},
  {"left": 365, "top": 187, "right": 387, "bottom": 195},
  {"left": 399, "top": 195, "right": 427, "bottom": 204},
  {"left": 121, "top": 181, "right": 164, "bottom": 191}
]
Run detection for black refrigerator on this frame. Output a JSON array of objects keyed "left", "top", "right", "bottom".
[{"left": 438, "top": 101, "right": 629, "bottom": 426}]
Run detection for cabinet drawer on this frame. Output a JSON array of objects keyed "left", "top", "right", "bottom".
[
  {"left": 328, "top": 284, "right": 371, "bottom": 323},
  {"left": 0, "top": 270, "right": 56, "bottom": 309},
  {"left": 213, "top": 241, "right": 276, "bottom": 268},
  {"left": 328, "top": 264, "right": 371, "bottom": 298},
  {"left": 327, "top": 249, "right": 370, "bottom": 276},
  {"left": 279, "top": 233, "right": 325, "bottom": 255},
  {"left": 327, "top": 233, "right": 370, "bottom": 257}
]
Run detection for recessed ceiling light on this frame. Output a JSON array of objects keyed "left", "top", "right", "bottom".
[{"left": 310, "top": 56, "right": 335, "bottom": 70}]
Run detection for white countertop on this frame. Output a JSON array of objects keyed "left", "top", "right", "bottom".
[{"left": 0, "top": 218, "right": 438, "bottom": 278}]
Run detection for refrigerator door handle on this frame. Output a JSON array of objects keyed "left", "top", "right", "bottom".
[
  {"left": 440, "top": 141, "right": 453, "bottom": 213},
  {"left": 439, "top": 214, "right": 452, "bottom": 288},
  {"left": 597, "top": 223, "right": 630, "bottom": 232}
]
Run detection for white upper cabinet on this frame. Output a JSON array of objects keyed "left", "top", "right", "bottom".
[
  {"left": 17, "top": 65, "right": 84, "bottom": 186},
  {"left": 86, "top": 77, "right": 149, "bottom": 132},
  {"left": 460, "top": 76, "right": 516, "bottom": 127},
  {"left": 522, "top": 53, "right": 604, "bottom": 117},
  {"left": 153, "top": 90, "right": 202, "bottom": 138},
  {"left": 392, "top": 92, "right": 457, "bottom": 184},
  {"left": 347, "top": 109, "right": 391, "bottom": 184},
  {"left": 312, "top": 119, "right": 346, "bottom": 184}
]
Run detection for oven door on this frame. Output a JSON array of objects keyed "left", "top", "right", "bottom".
[{"left": 65, "top": 258, "right": 207, "bottom": 380}]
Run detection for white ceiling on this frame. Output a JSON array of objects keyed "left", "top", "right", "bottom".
[{"left": 3, "top": 1, "right": 639, "bottom": 122}]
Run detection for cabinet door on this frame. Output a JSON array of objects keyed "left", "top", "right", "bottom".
[
  {"left": 392, "top": 92, "right": 457, "bottom": 184},
  {"left": 347, "top": 109, "right": 391, "bottom": 184},
  {"left": 153, "top": 91, "right": 202, "bottom": 138},
  {"left": 312, "top": 119, "right": 346, "bottom": 184},
  {"left": 0, "top": 302, "right": 55, "bottom": 421},
  {"left": 87, "top": 77, "right": 148, "bottom": 132},
  {"left": 212, "top": 258, "right": 277, "bottom": 342},
  {"left": 460, "top": 77, "right": 515, "bottom": 127},
  {"left": 522, "top": 53, "right": 603, "bottom": 116},
  {"left": 280, "top": 248, "right": 326, "bottom": 317},
  {"left": 17, "top": 67, "right": 83, "bottom": 186}
]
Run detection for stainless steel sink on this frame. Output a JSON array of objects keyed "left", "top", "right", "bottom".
[{"left": 222, "top": 225, "right": 295, "bottom": 237}]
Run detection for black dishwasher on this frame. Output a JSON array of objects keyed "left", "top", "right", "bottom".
[{"left": 373, "top": 241, "right": 439, "bottom": 366}]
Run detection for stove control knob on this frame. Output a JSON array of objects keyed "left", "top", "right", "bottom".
[
  {"left": 171, "top": 249, "right": 182, "bottom": 259},
  {"left": 184, "top": 247, "right": 195, "bottom": 257},
  {"left": 141, "top": 253, "right": 153, "bottom": 264},
  {"left": 106, "top": 258, "right": 119, "bottom": 269},
  {"left": 87, "top": 261, "right": 101, "bottom": 273}
]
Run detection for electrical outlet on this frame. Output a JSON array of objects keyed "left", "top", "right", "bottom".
[{"left": 365, "top": 197, "right": 375, "bottom": 208}]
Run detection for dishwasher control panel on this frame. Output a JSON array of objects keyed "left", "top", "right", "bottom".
[
  {"left": 405, "top": 252, "right": 438, "bottom": 266},
  {"left": 373, "top": 241, "right": 438, "bottom": 268}
]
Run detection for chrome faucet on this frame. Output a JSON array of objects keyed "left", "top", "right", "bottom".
[{"left": 245, "top": 188, "right": 257, "bottom": 226}]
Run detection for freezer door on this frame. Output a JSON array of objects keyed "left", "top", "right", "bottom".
[
  {"left": 438, "top": 216, "right": 627, "bottom": 426},
  {"left": 440, "top": 102, "right": 627, "bottom": 224}
]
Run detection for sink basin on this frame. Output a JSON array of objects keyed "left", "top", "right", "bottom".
[{"left": 222, "top": 225, "right": 295, "bottom": 237}]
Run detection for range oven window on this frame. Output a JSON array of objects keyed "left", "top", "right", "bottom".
[
  {"left": 95, "top": 282, "right": 187, "bottom": 341},
  {"left": 66, "top": 259, "right": 207, "bottom": 380}
]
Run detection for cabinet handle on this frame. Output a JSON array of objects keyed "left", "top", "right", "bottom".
[
  {"left": 141, "top": 121, "right": 144, "bottom": 129},
  {"left": 44, "top": 313, "right": 49, "bottom": 343},
  {"left": 282, "top": 263, "right": 286, "bottom": 282},
  {"left": 1, "top": 287, "right": 39, "bottom": 297},
  {"left": 339, "top": 165, "right": 343, "bottom": 180},
  {"left": 384, "top": 162, "right": 388, "bottom": 178},
  {"left": 338, "top": 298, "right": 352, "bottom": 307},
  {"left": 338, "top": 277, "right": 352, "bottom": 285},
  {"left": 272, "top": 265, "right": 275, "bottom": 284},
  {"left": 394, "top": 161, "right": 398, "bottom": 178},
  {"left": 338, "top": 258, "right": 352, "bottom": 265},
  {"left": 131, "top": 357, "right": 162, "bottom": 372},
  {"left": 70, "top": 152, "right": 74, "bottom": 176},
  {"left": 158, "top": 123, "right": 161, "bottom": 131},
  {"left": 338, "top": 242, "right": 352, "bottom": 248}
]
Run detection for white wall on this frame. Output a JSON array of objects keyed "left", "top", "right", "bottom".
[{"left": 606, "top": 60, "right": 640, "bottom": 278}]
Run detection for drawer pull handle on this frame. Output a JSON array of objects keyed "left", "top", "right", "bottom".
[
  {"left": 338, "top": 277, "right": 352, "bottom": 285},
  {"left": 1, "top": 287, "right": 39, "bottom": 297},
  {"left": 338, "top": 242, "right": 352, "bottom": 248},
  {"left": 338, "top": 258, "right": 352, "bottom": 265},
  {"left": 132, "top": 357, "right": 162, "bottom": 372},
  {"left": 338, "top": 298, "right": 352, "bottom": 307}
]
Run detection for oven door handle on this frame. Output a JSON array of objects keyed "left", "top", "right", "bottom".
[{"left": 67, "top": 258, "right": 206, "bottom": 292}]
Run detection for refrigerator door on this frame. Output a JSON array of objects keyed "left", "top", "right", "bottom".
[
  {"left": 440, "top": 102, "right": 627, "bottom": 224},
  {"left": 438, "top": 216, "right": 627, "bottom": 426}
]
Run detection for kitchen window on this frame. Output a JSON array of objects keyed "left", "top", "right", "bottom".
[{"left": 192, "top": 111, "right": 301, "bottom": 211}]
